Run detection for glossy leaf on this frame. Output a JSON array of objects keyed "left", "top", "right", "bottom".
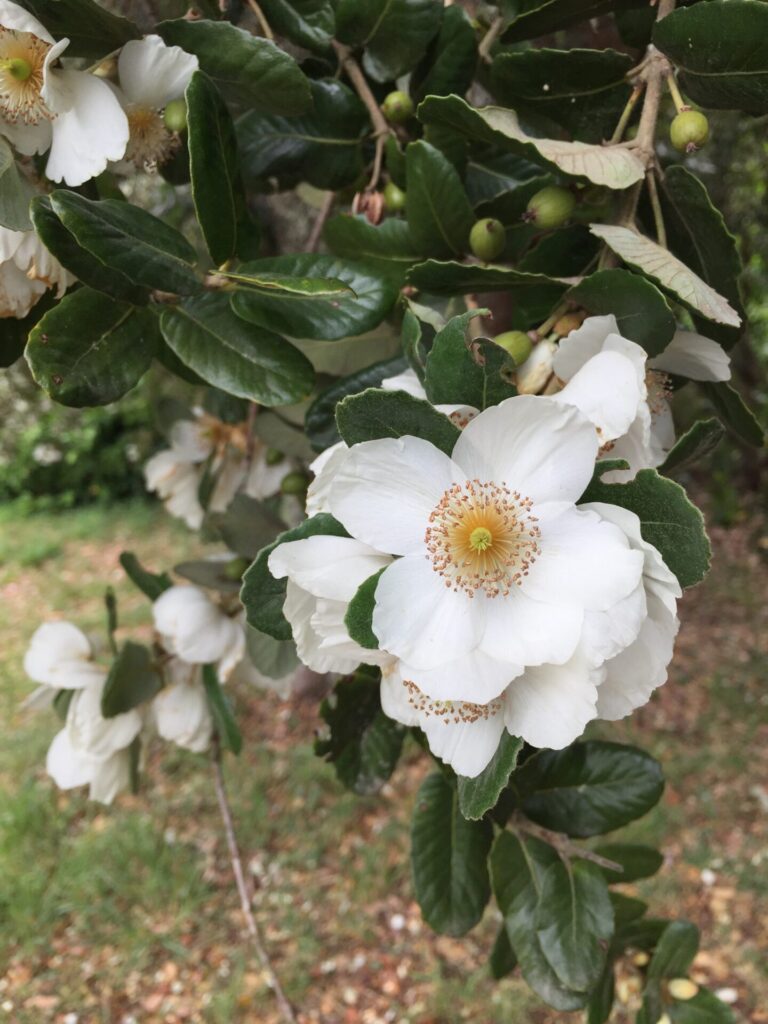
[
  {"left": 160, "top": 294, "right": 313, "bottom": 406},
  {"left": 660, "top": 418, "right": 725, "bottom": 474},
  {"left": 610, "top": 892, "right": 648, "bottom": 925},
  {"left": 587, "top": 958, "right": 615, "bottom": 1024},
  {"left": 501, "top": 0, "right": 646, "bottom": 43},
  {"left": 336, "top": 388, "right": 460, "bottom": 456},
  {"left": 567, "top": 269, "right": 675, "bottom": 356},
  {"left": 411, "top": 5, "right": 477, "bottom": 103},
  {"left": 593, "top": 843, "right": 664, "bottom": 885},
  {"left": 257, "top": 0, "right": 335, "bottom": 53},
  {"left": 466, "top": 149, "right": 543, "bottom": 205},
  {"left": 336, "top": 0, "right": 443, "bottom": 83},
  {"left": 203, "top": 664, "right": 242, "bottom": 755},
  {"left": 457, "top": 733, "right": 523, "bottom": 821},
  {"left": 157, "top": 18, "right": 311, "bottom": 114},
  {"left": 411, "top": 772, "right": 493, "bottom": 936},
  {"left": 699, "top": 382, "right": 765, "bottom": 448},
  {"left": 231, "top": 254, "right": 398, "bottom": 341},
  {"left": 489, "top": 924, "right": 518, "bottom": 980},
  {"left": 323, "top": 215, "right": 420, "bottom": 277},
  {"left": 407, "top": 259, "right": 566, "bottom": 295},
  {"left": 516, "top": 741, "right": 665, "bottom": 838},
  {"left": 0, "top": 139, "right": 33, "bottom": 231},
  {"left": 647, "top": 920, "right": 700, "bottom": 980},
  {"left": 418, "top": 95, "right": 645, "bottom": 190},
  {"left": 405, "top": 141, "right": 475, "bottom": 258},
  {"left": 26, "top": 289, "right": 157, "bottom": 407},
  {"left": 50, "top": 192, "right": 201, "bottom": 296},
  {"left": 101, "top": 642, "right": 161, "bottom": 718},
  {"left": 344, "top": 568, "right": 386, "bottom": 650},
  {"left": 580, "top": 468, "right": 712, "bottom": 589},
  {"left": 241, "top": 514, "right": 349, "bottom": 640},
  {"left": 668, "top": 987, "right": 737, "bottom": 1023},
  {"left": 119, "top": 552, "right": 172, "bottom": 602},
  {"left": 16, "top": 0, "right": 140, "bottom": 57},
  {"left": 424, "top": 310, "right": 517, "bottom": 410}
]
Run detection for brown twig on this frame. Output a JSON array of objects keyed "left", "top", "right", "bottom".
[
  {"left": 211, "top": 737, "right": 297, "bottom": 1024},
  {"left": 245, "top": 0, "right": 274, "bottom": 40},
  {"left": 511, "top": 813, "right": 623, "bottom": 874},
  {"left": 332, "top": 40, "right": 392, "bottom": 192},
  {"left": 645, "top": 168, "right": 667, "bottom": 248},
  {"left": 478, "top": 15, "right": 504, "bottom": 65},
  {"left": 306, "top": 191, "right": 335, "bottom": 252}
]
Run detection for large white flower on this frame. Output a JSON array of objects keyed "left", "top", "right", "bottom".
[
  {"left": 0, "top": 0, "right": 128, "bottom": 185},
  {"left": 268, "top": 535, "right": 392, "bottom": 674},
  {"left": 0, "top": 224, "right": 73, "bottom": 318},
  {"left": 151, "top": 659, "right": 212, "bottom": 753},
  {"left": 325, "top": 396, "right": 644, "bottom": 698},
  {"left": 554, "top": 315, "right": 730, "bottom": 481},
  {"left": 153, "top": 584, "right": 245, "bottom": 681},
  {"left": 24, "top": 621, "right": 106, "bottom": 690},
  {"left": 114, "top": 34, "right": 197, "bottom": 170}
]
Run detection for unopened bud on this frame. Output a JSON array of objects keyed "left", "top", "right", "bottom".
[
  {"left": 515, "top": 339, "right": 556, "bottom": 395},
  {"left": 281, "top": 471, "right": 309, "bottom": 496},
  {"left": 383, "top": 181, "right": 406, "bottom": 212},
  {"left": 552, "top": 312, "right": 584, "bottom": 337},
  {"left": 632, "top": 951, "right": 650, "bottom": 967}
]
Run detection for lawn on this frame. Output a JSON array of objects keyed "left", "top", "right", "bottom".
[{"left": 0, "top": 501, "right": 765, "bottom": 1023}]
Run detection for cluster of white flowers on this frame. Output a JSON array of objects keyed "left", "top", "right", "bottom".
[
  {"left": 23, "top": 585, "right": 292, "bottom": 802},
  {"left": 271, "top": 315, "right": 731, "bottom": 777},
  {"left": 0, "top": 223, "right": 72, "bottom": 318},
  {"left": 144, "top": 410, "right": 291, "bottom": 530}
]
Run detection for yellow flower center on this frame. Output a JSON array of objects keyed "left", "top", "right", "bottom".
[
  {"left": 426, "top": 479, "right": 541, "bottom": 598},
  {"left": 0, "top": 28, "right": 52, "bottom": 125},
  {"left": 125, "top": 104, "right": 179, "bottom": 170}
]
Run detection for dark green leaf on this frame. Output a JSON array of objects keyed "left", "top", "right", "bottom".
[
  {"left": 316, "top": 672, "right": 405, "bottom": 794},
  {"left": 609, "top": 892, "right": 648, "bottom": 925},
  {"left": 0, "top": 138, "right": 33, "bottom": 230},
  {"left": 647, "top": 920, "right": 700, "bottom": 980},
  {"left": 491, "top": 48, "right": 633, "bottom": 143},
  {"left": 424, "top": 311, "right": 517, "bottom": 410},
  {"left": 411, "top": 771, "right": 493, "bottom": 936},
  {"left": 402, "top": 308, "right": 427, "bottom": 380},
  {"left": 536, "top": 858, "right": 613, "bottom": 992},
  {"left": 405, "top": 141, "right": 474, "bottom": 258},
  {"left": 53, "top": 689, "right": 74, "bottom": 722},
  {"left": 475, "top": 174, "right": 554, "bottom": 225},
  {"left": 257, "top": 0, "right": 335, "bottom": 53},
  {"left": 241, "top": 513, "right": 348, "bottom": 640},
  {"left": 324, "top": 215, "right": 420, "bottom": 277},
  {"left": 305, "top": 354, "right": 407, "bottom": 452},
  {"left": 594, "top": 844, "right": 664, "bottom": 885},
  {"left": 30, "top": 196, "right": 148, "bottom": 305},
  {"left": 502, "top": 0, "right": 646, "bottom": 43},
  {"left": 50, "top": 192, "right": 201, "bottom": 296},
  {"left": 245, "top": 624, "right": 299, "bottom": 681},
  {"left": 566, "top": 269, "right": 676, "bottom": 356},
  {"left": 587, "top": 958, "right": 615, "bottom": 1024},
  {"left": 231, "top": 254, "right": 398, "bottom": 341},
  {"left": 119, "top": 552, "right": 172, "bottom": 601},
  {"left": 208, "top": 494, "right": 285, "bottom": 561},
  {"left": 0, "top": 292, "right": 55, "bottom": 369},
  {"left": 160, "top": 294, "right": 314, "bottom": 406},
  {"left": 653, "top": 2, "right": 768, "bottom": 115},
  {"left": 612, "top": 916, "right": 668, "bottom": 955},
  {"left": 489, "top": 924, "right": 518, "bottom": 980},
  {"left": 466, "top": 149, "right": 543, "bottom": 206},
  {"left": 490, "top": 831, "right": 586, "bottom": 1010},
  {"left": 238, "top": 79, "right": 367, "bottom": 191},
  {"left": 220, "top": 270, "right": 352, "bottom": 299},
  {"left": 203, "top": 664, "right": 242, "bottom": 754},
  {"left": 101, "top": 642, "right": 161, "bottom": 718},
  {"left": 669, "top": 987, "right": 737, "bottom": 1024},
  {"left": 336, "top": 388, "right": 460, "bottom": 456},
  {"left": 411, "top": 5, "right": 477, "bottom": 103},
  {"left": 26, "top": 289, "right": 157, "bottom": 407},
  {"left": 157, "top": 18, "right": 311, "bottom": 114},
  {"left": 517, "top": 741, "right": 665, "bottom": 838},
  {"left": 174, "top": 559, "right": 241, "bottom": 594},
  {"left": 580, "top": 468, "right": 711, "bottom": 589},
  {"left": 407, "top": 258, "right": 565, "bottom": 295},
  {"left": 344, "top": 568, "right": 386, "bottom": 650},
  {"left": 457, "top": 733, "right": 523, "bottom": 821},
  {"left": 660, "top": 418, "right": 725, "bottom": 474},
  {"left": 336, "top": 0, "right": 443, "bottom": 82},
  {"left": 16, "top": 0, "right": 140, "bottom": 58},
  {"left": 699, "top": 382, "right": 765, "bottom": 448}
]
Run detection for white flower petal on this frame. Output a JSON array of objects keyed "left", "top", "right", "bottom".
[
  {"left": 504, "top": 651, "right": 602, "bottom": 748},
  {"left": 329, "top": 436, "right": 457, "bottom": 555},
  {"left": 46, "top": 728, "right": 98, "bottom": 789},
  {"left": 24, "top": 621, "right": 105, "bottom": 689},
  {"left": 169, "top": 419, "right": 212, "bottom": 461},
  {"left": 88, "top": 749, "right": 131, "bottom": 804},
  {"left": 0, "top": 0, "right": 54, "bottom": 40},
  {"left": 381, "top": 368, "right": 427, "bottom": 399},
  {"left": 380, "top": 666, "right": 421, "bottom": 727},
  {"left": 421, "top": 707, "right": 507, "bottom": 778},
  {"left": 118, "top": 35, "right": 199, "bottom": 108},
  {"left": 651, "top": 330, "right": 731, "bottom": 382},
  {"left": 153, "top": 585, "right": 243, "bottom": 670},
  {"left": 372, "top": 555, "right": 484, "bottom": 668},
  {"left": 552, "top": 314, "right": 619, "bottom": 379},
  {"left": 398, "top": 648, "right": 522, "bottom": 704},
  {"left": 67, "top": 683, "right": 142, "bottom": 760},
  {"left": 581, "top": 583, "right": 647, "bottom": 666},
  {"left": 153, "top": 664, "right": 212, "bottom": 753},
  {"left": 451, "top": 396, "right": 598, "bottom": 505},
  {"left": 515, "top": 339, "right": 556, "bottom": 395},
  {"left": 0, "top": 115, "right": 53, "bottom": 156},
  {"left": 284, "top": 581, "right": 362, "bottom": 674},
  {"left": 0, "top": 258, "right": 46, "bottom": 317},
  {"left": 306, "top": 441, "right": 348, "bottom": 516},
  {"left": 479, "top": 587, "right": 583, "bottom": 667},
  {"left": 553, "top": 350, "right": 644, "bottom": 442},
  {"left": 268, "top": 535, "right": 390, "bottom": 601}
]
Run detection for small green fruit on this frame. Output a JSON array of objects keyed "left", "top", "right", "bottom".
[
  {"left": 280, "top": 471, "right": 309, "bottom": 496},
  {"left": 381, "top": 91, "right": 414, "bottom": 124},
  {"left": 469, "top": 218, "right": 506, "bottom": 262},
  {"left": 493, "top": 330, "right": 533, "bottom": 365},
  {"left": 669, "top": 109, "right": 709, "bottom": 153},
  {"left": 163, "top": 98, "right": 187, "bottom": 133},
  {"left": 525, "top": 186, "right": 575, "bottom": 229},
  {"left": 383, "top": 181, "right": 406, "bottom": 212},
  {"left": 223, "top": 556, "right": 250, "bottom": 581},
  {"left": 265, "top": 447, "right": 284, "bottom": 466}
]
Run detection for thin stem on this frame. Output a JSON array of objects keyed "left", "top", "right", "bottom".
[
  {"left": 646, "top": 169, "right": 667, "bottom": 248},
  {"left": 211, "top": 738, "right": 297, "bottom": 1024},
  {"left": 535, "top": 301, "right": 570, "bottom": 340},
  {"left": 665, "top": 71, "right": 688, "bottom": 114},
  {"left": 464, "top": 294, "right": 488, "bottom": 340},
  {"left": 511, "top": 814, "right": 623, "bottom": 874},
  {"left": 610, "top": 83, "right": 644, "bottom": 144},
  {"left": 246, "top": 0, "right": 274, "bottom": 40},
  {"left": 332, "top": 41, "right": 392, "bottom": 192},
  {"left": 631, "top": 0, "right": 677, "bottom": 167},
  {"left": 478, "top": 15, "right": 504, "bottom": 65},
  {"left": 306, "top": 191, "right": 335, "bottom": 252}
]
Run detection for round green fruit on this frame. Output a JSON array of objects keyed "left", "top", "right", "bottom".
[
  {"left": 469, "top": 218, "right": 506, "bottom": 262},
  {"left": 669, "top": 110, "right": 709, "bottom": 153},
  {"left": 383, "top": 181, "right": 407, "bottom": 212},
  {"left": 281, "top": 471, "right": 309, "bottom": 496},
  {"left": 493, "top": 330, "right": 533, "bottom": 366},
  {"left": 163, "top": 98, "right": 188, "bottom": 133},
  {"left": 381, "top": 91, "right": 414, "bottom": 124},
  {"left": 525, "top": 186, "right": 575, "bottom": 229}
]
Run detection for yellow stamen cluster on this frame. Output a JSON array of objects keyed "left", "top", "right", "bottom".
[
  {"left": 0, "top": 28, "right": 52, "bottom": 124},
  {"left": 425, "top": 479, "right": 540, "bottom": 598},
  {"left": 125, "top": 105, "right": 179, "bottom": 171},
  {"left": 403, "top": 680, "right": 504, "bottom": 724}
]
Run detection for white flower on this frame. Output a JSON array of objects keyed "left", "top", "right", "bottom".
[
  {"left": 268, "top": 536, "right": 392, "bottom": 674},
  {"left": 0, "top": 0, "right": 129, "bottom": 185},
  {"left": 153, "top": 585, "right": 245, "bottom": 681},
  {"left": 151, "top": 659, "right": 212, "bottom": 753},
  {"left": 24, "top": 621, "right": 106, "bottom": 690},
  {"left": 326, "top": 396, "right": 644, "bottom": 699},
  {"left": 514, "top": 339, "right": 556, "bottom": 395},
  {"left": 144, "top": 447, "right": 204, "bottom": 529},
  {"left": 0, "top": 224, "right": 73, "bottom": 318},
  {"left": 114, "top": 34, "right": 197, "bottom": 170},
  {"left": 306, "top": 441, "right": 348, "bottom": 517},
  {"left": 553, "top": 315, "right": 730, "bottom": 481}
]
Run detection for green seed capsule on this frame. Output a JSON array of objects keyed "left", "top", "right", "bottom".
[
  {"left": 280, "top": 471, "right": 309, "bottom": 496},
  {"left": 163, "top": 98, "right": 187, "bottom": 133},
  {"left": 525, "top": 186, "right": 575, "bottom": 229},
  {"left": 469, "top": 218, "right": 506, "bottom": 262},
  {"left": 381, "top": 91, "right": 414, "bottom": 124},
  {"left": 383, "top": 181, "right": 407, "bottom": 212},
  {"left": 669, "top": 110, "right": 709, "bottom": 153},
  {"left": 265, "top": 447, "right": 284, "bottom": 466},
  {"left": 493, "top": 330, "right": 533, "bottom": 366}
]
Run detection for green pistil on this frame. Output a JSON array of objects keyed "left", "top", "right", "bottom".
[
  {"left": 2, "top": 57, "right": 33, "bottom": 82},
  {"left": 469, "top": 526, "right": 493, "bottom": 552}
]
